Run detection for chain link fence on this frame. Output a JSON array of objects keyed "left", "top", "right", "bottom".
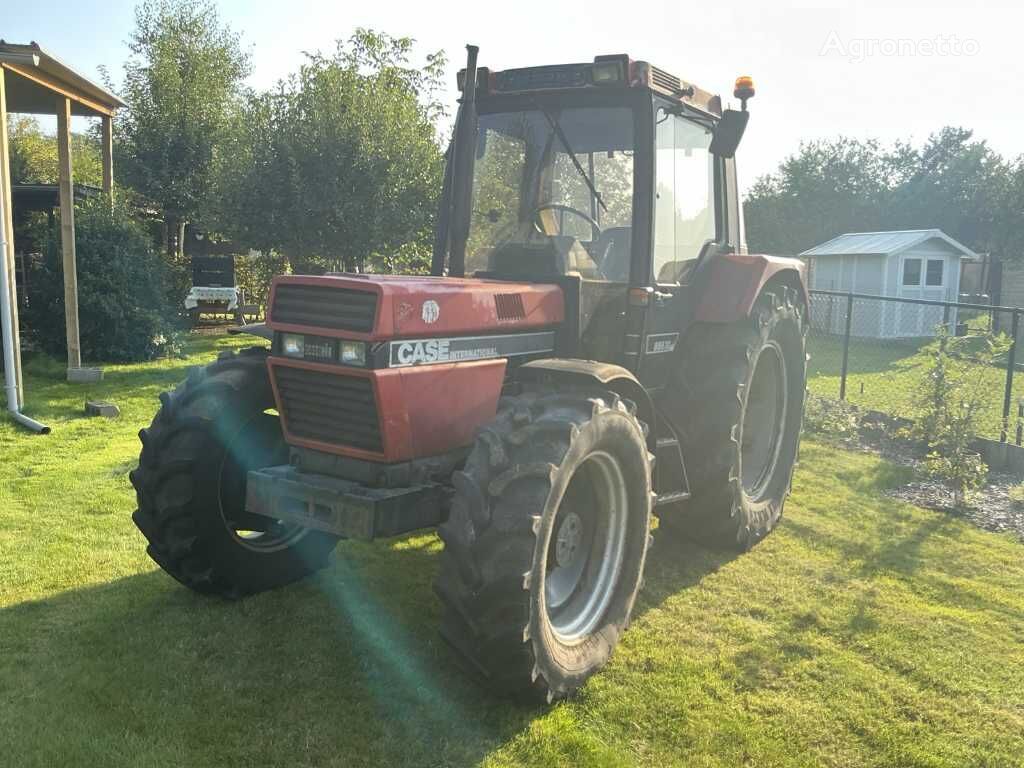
[{"left": 807, "top": 290, "right": 1023, "bottom": 443}]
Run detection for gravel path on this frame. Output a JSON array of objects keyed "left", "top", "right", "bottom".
[{"left": 885, "top": 473, "right": 1024, "bottom": 540}]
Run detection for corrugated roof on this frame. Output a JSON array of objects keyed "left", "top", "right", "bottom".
[
  {"left": 800, "top": 229, "right": 977, "bottom": 259},
  {"left": 0, "top": 40, "right": 125, "bottom": 115}
]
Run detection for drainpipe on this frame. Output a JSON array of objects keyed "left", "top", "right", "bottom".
[{"left": 0, "top": 188, "right": 50, "bottom": 433}]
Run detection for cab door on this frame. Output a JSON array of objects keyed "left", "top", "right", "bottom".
[{"left": 632, "top": 107, "right": 717, "bottom": 390}]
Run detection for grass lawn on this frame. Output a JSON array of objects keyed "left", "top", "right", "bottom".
[
  {"left": 2, "top": 333, "right": 1023, "bottom": 767},
  {"left": 806, "top": 331, "right": 1024, "bottom": 440}
]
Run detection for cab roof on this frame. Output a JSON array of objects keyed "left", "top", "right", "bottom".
[{"left": 460, "top": 55, "right": 722, "bottom": 118}]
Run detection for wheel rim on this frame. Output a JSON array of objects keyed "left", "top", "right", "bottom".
[
  {"left": 545, "top": 450, "right": 629, "bottom": 645},
  {"left": 740, "top": 342, "right": 788, "bottom": 499},
  {"left": 218, "top": 412, "right": 309, "bottom": 553}
]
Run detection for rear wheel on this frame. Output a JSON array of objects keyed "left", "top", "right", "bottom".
[
  {"left": 660, "top": 287, "right": 806, "bottom": 550},
  {"left": 130, "top": 347, "right": 339, "bottom": 597},
  {"left": 435, "top": 388, "right": 653, "bottom": 702}
]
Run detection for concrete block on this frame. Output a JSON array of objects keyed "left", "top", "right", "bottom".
[
  {"left": 67, "top": 367, "right": 104, "bottom": 383},
  {"left": 85, "top": 400, "right": 120, "bottom": 418},
  {"left": 974, "top": 436, "right": 1024, "bottom": 476}
]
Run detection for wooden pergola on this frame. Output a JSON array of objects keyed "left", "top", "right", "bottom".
[{"left": 0, "top": 41, "right": 124, "bottom": 405}]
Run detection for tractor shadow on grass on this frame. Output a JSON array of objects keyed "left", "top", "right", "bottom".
[
  {"left": 0, "top": 538, "right": 539, "bottom": 767},
  {"left": 639, "top": 531, "right": 740, "bottom": 610},
  {"left": 0, "top": 527, "right": 734, "bottom": 766}
]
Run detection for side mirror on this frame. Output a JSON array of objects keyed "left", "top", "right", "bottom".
[{"left": 709, "top": 109, "right": 749, "bottom": 158}]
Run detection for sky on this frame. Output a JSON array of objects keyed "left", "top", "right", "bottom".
[{"left": 3, "top": 0, "right": 1022, "bottom": 190}]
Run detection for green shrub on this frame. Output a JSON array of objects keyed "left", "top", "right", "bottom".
[
  {"left": 924, "top": 450, "right": 988, "bottom": 508},
  {"left": 234, "top": 249, "right": 288, "bottom": 308},
  {"left": 912, "top": 328, "right": 1010, "bottom": 507},
  {"left": 24, "top": 200, "right": 182, "bottom": 363},
  {"left": 803, "top": 394, "right": 860, "bottom": 439}
]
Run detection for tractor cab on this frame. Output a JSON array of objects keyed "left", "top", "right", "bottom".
[
  {"left": 434, "top": 52, "right": 751, "bottom": 387},
  {"left": 465, "top": 99, "right": 639, "bottom": 283}
]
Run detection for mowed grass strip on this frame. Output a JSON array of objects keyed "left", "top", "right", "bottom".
[{"left": 1, "top": 333, "right": 1022, "bottom": 767}]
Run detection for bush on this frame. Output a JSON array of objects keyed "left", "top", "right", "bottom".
[
  {"left": 924, "top": 450, "right": 988, "bottom": 508},
  {"left": 911, "top": 328, "right": 1009, "bottom": 507},
  {"left": 234, "top": 249, "right": 288, "bottom": 308},
  {"left": 803, "top": 394, "right": 860, "bottom": 439},
  {"left": 24, "top": 200, "right": 182, "bottom": 363}
]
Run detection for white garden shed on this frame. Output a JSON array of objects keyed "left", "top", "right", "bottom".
[{"left": 802, "top": 229, "right": 976, "bottom": 339}]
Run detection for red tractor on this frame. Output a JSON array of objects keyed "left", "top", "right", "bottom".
[{"left": 131, "top": 48, "right": 807, "bottom": 702}]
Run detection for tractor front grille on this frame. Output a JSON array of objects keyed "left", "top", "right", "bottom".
[
  {"left": 274, "top": 365, "right": 383, "bottom": 453},
  {"left": 271, "top": 284, "right": 378, "bottom": 333}
]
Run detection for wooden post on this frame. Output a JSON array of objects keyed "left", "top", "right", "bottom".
[
  {"left": 57, "top": 96, "right": 82, "bottom": 371},
  {"left": 101, "top": 114, "right": 113, "bottom": 204},
  {"left": 0, "top": 67, "right": 23, "bottom": 407}
]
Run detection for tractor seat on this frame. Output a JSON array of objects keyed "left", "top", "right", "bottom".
[
  {"left": 487, "top": 236, "right": 601, "bottom": 279},
  {"left": 591, "top": 227, "right": 631, "bottom": 282},
  {"left": 657, "top": 259, "right": 697, "bottom": 284}
]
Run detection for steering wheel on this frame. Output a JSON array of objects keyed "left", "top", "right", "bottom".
[{"left": 532, "top": 204, "right": 603, "bottom": 242}]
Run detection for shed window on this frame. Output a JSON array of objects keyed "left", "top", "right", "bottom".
[
  {"left": 926, "top": 259, "right": 944, "bottom": 286},
  {"left": 902, "top": 258, "right": 922, "bottom": 286}
]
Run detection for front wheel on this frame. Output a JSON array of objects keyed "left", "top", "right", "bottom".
[
  {"left": 130, "top": 347, "right": 339, "bottom": 597},
  {"left": 435, "top": 388, "right": 653, "bottom": 702}
]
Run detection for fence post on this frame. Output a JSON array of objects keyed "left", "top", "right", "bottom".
[
  {"left": 839, "top": 292, "right": 853, "bottom": 401},
  {"left": 1001, "top": 309, "right": 1019, "bottom": 443}
]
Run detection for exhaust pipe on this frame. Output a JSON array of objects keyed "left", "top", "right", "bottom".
[
  {"left": 0, "top": 187, "right": 50, "bottom": 434},
  {"left": 447, "top": 44, "right": 480, "bottom": 278}
]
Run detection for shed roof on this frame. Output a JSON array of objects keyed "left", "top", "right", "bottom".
[
  {"left": 12, "top": 183, "right": 102, "bottom": 211},
  {"left": 0, "top": 41, "right": 125, "bottom": 117},
  {"left": 800, "top": 229, "right": 977, "bottom": 259}
]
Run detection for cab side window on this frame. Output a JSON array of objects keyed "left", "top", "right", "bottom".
[{"left": 653, "top": 110, "right": 715, "bottom": 284}]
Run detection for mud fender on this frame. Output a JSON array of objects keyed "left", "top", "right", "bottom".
[{"left": 694, "top": 253, "right": 807, "bottom": 323}]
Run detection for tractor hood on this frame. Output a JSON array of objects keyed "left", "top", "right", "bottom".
[
  {"left": 264, "top": 273, "right": 565, "bottom": 463},
  {"left": 266, "top": 273, "right": 565, "bottom": 340}
]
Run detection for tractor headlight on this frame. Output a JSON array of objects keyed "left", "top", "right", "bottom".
[
  {"left": 281, "top": 333, "right": 304, "bottom": 358},
  {"left": 339, "top": 341, "right": 366, "bottom": 366},
  {"left": 592, "top": 60, "right": 624, "bottom": 85}
]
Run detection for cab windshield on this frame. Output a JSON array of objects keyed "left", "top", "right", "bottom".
[{"left": 466, "top": 106, "right": 635, "bottom": 281}]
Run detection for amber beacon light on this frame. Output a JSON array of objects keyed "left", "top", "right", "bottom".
[{"left": 734, "top": 75, "right": 755, "bottom": 110}]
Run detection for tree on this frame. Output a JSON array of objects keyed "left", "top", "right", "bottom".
[
  {"left": 744, "top": 136, "right": 913, "bottom": 255},
  {"left": 7, "top": 116, "right": 105, "bottom": 254},
  {"left": 117, "top": 0, "right": 249, "bottom": 257},
  {"left": 212, "top": 29, "right": 445, "bottom": 275},
  {"left": 912, "top": 328, "right": 1010, "bottom": 508},
  {"left": 990, "top": 154, "right": 1024, "bottom": 261},
  {"left": 7, "top": 115, "right": 103, "bottom": 186},
  {"left": 885, "top": 128, "right": 1009, "bottom": 254},
  {"left": 743, "top": 128, "right": 1022, "bottom": 261}
]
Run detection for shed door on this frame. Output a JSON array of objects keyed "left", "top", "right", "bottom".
[{"left": 898, "top": 255, "right": 946, "bottom": 336}]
